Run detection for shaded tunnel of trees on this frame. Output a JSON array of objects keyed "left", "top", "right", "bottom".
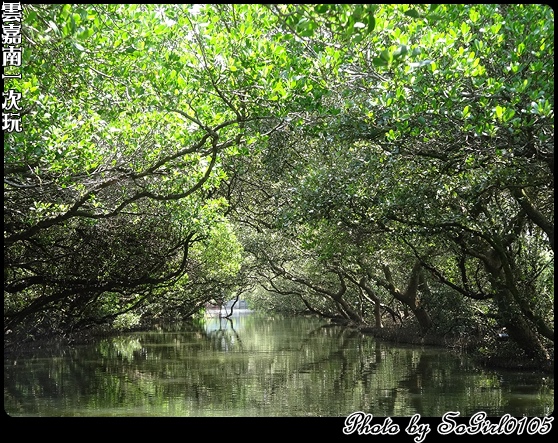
[{"left": 4, "top": 4, "right": 554, "bottom": 368}]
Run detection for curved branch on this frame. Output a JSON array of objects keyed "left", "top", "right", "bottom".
[{"left": 510, "top": 187, "right": 554, "bottom": 251}]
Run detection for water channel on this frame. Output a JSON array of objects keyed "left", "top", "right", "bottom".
[{"left": 4, "top": 312, "right": 554, "bottom": 417}]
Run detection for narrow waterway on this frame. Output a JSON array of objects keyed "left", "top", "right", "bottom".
[{"left": 4, "top": 312, "right": 553, "bottom": 417}]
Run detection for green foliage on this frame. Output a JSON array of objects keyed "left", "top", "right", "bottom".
[
  {"left": 229, "top": 4, "right": 553, "bottom": 359},
  {"left": 4, "top": 4, "right": 553, "bottom": 362},
  {"left": 113, "top": 312, "right": 142, "bottom": 331},
  {"left": 191, "top": 220, "right": 244, "bottom": 280}
]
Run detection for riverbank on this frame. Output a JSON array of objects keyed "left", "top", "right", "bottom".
[
  {"left": 4, "top": 323, "right": 139, "bottom": 355},
  {"left": 355, "top": 324, "right": 554, "bottom": 374}
]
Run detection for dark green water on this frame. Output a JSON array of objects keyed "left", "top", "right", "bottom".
[{"left": 4, "top": 313, "right": 553, "bottom": 417}]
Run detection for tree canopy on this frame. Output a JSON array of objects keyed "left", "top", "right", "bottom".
[{"left": 4, "top": 4, "right": 554, "bottom": 365}]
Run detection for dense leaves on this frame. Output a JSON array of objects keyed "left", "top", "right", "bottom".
[{"left": 4, "top": 4, "right": 553, "bottom": 366}]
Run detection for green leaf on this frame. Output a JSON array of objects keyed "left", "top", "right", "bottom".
[
  {"left": 72, "top": 12, "right": 82, "bottom": 27},
  {"left": 77, "top": 28, "right": 94, "bottom": 40},
  {"left": 60, "top": 4, "right": 72, "bottom": 20},
  {"left": 495, "top": 106, "right": 504, "bottom": 120},
  {"left": 504, "top": 108, "right": 516, "bottom": 121},
  {"left": 48, "top": 20, "right": 60, "bottom": 34},
  {"left": 373, "top": 57, "right": 388, "bottom": 67},
  {"left": 380, "top": 49, "right": 391, "bottom": 62},
  {"left": 410, "top": 59, "right": 433, "bottom": 69},
  {"left": 299, "top": 28, "right": 314, "bottom": 37},
  {"left": 368, "top": 13, "right": 376, "bottom": 33},
  {"left": 405, "top": 9, "right": 421, "bottom": 19},
  {"left": 177, "top": 74, "right": 187, "bottom": 88},
  {"left": 393, "top": 44, "right": 408, "bottom": 58}
]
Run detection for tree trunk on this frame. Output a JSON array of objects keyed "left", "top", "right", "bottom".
[
  {"left": 495, "top": 290, "right": 550, "bottom": 361},
  {"left": 484, "top": 241, "right": 550, "bottom": 361},
  {"left": 379, "top": 261, "right": 433, "bottom": 333}
]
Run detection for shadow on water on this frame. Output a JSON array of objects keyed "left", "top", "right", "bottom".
[{"left": 4, "top": 312, "right": 554, "bottom": 417}]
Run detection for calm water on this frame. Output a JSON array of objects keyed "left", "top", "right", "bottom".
[{"left": 4, "top": 313, "right": 553, "bottom": 417}]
